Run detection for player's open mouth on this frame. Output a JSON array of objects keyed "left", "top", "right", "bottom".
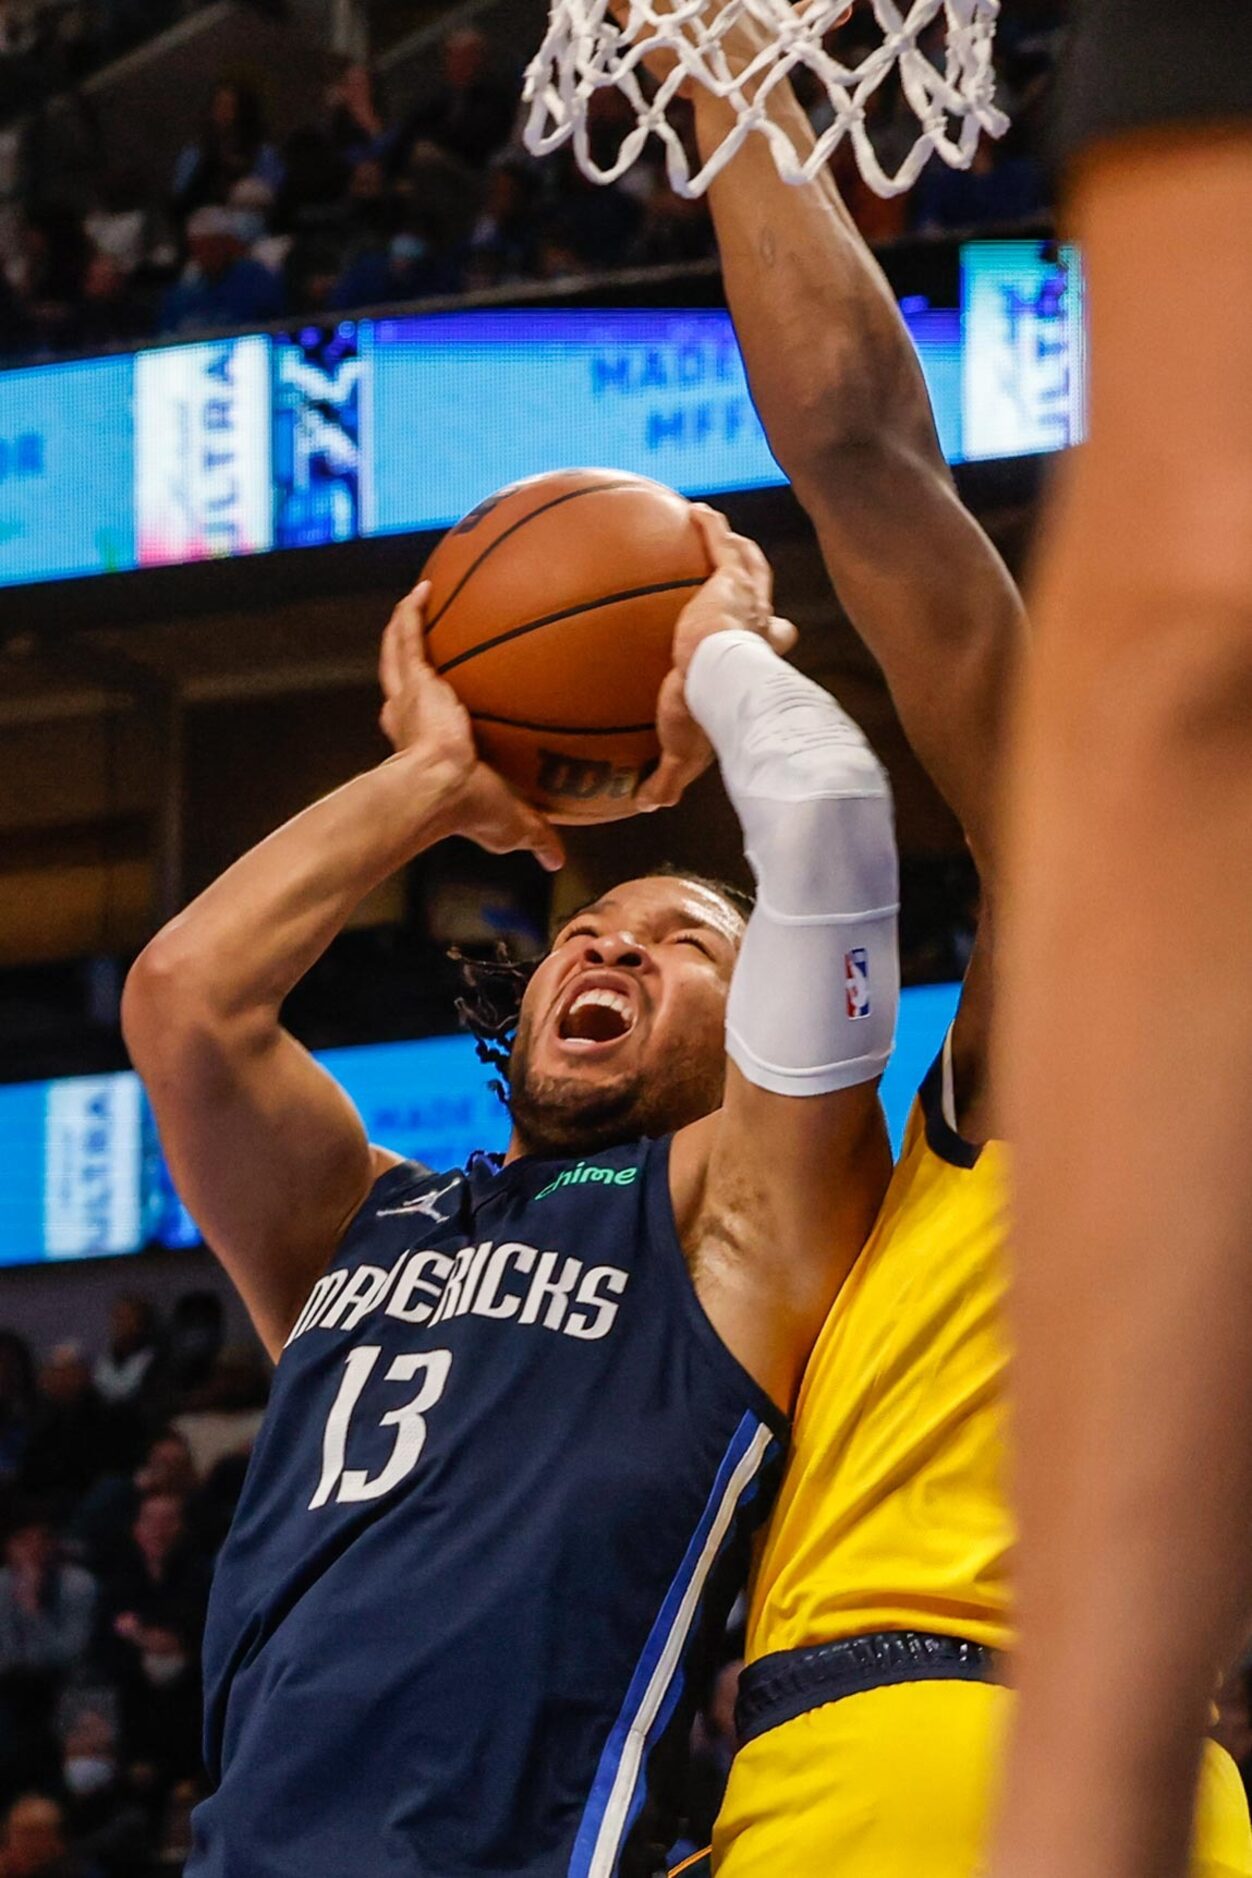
[{"left": 555, "top": 984, "right": 638, "bottom": 1051}]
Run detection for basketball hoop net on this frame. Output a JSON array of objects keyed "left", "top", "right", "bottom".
[{"left": 522, "top": 0, "right": 1009, "bottom": 200}]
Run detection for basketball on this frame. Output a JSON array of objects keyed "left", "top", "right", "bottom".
[{"left": 420, "top": 469, "right": 712, "bottom": 823}]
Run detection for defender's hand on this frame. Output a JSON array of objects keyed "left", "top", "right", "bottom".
[
  {"left": 636, "top": 507, "right": 798, "bottom": 812},
  {"left": 379, "top": 582, "right": 565, "bottom": 871}
]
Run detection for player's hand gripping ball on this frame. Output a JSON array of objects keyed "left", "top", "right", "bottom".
[{"left": 418, "top": 469, "right": 792, "bottom": 823}]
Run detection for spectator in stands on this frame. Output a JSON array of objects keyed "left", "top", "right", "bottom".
[
  {"left": 230, "top": 176, "right": 289, "bottom": 278},
  {"left": 0, "top": 1794, "right": 95, "bottom": 1878},
  {"left": 156, "top": 1291, "right": 224, "bottom": 1410},
  {"left": 536, "top": 156, "right": 642, "bottom": 279},
  {"left": 21, "top": 1350, "right": 133, "bottom": 1521},
  {"left": 0, "top": 1340, "right": 36, "bottom": 1503},
  {"left": 153, "top": 1776, "right": 201, "bottom": 1873},
  {"left": 6, "top": 207, "right": 89, "bottom": 359},
  {"left": 274, "top": 123, "right": 352, "bottom": 242},
  {"left": 82, "top": 169, "right": 155, "bottom": 281},
  {"left": 101, "top": 1494, "right": 207, "bottom": 1795},
  {"left": 71, "top": 1429, "right": 200, "bottom": 1577},
  {"left": 390, "top": 27, "right": 515, "bottom": 175},
  {"left": 158, "top": 204, "right": 285, "bottom": 334},
  {"left": 57, "top": 1711, "right": 150, "bottom": 1878},
  {"left": 100, "top": 1494, "right": 206, "bottom": 1644},
  {"left": 465, "top": 154, "right": 544, "bottom": 289},
  {"left": 172, "top": 79, "right": 285, "bottom": 217},
  {"left": 328, "top": 153, "right": 394, "bottom": 256},
  {"left": 0, "top": 1515, "right": 98, "bottom": 1800},
  {"left": 329, "top": 204, "right": 461, "bottom": 312},
  {"left": 90, "top": 1299, "right": 159, "bottom": 1415},
  {"left": 47, "top": 251, "right": 148, "bottom": 352},
  {"left": 325, "top": 59, "right": 387, "bottom": 170}
]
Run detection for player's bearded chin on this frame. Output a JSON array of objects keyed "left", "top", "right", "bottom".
[{"left": 506, "top": 1015, "right": 725, "bottom": 1157}]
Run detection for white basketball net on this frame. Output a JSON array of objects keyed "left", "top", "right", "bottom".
[{"left": 523, "top": 0, "right": 1009, "bottom": 200}]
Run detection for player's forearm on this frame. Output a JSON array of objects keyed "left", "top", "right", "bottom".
[
  {"left": 686, "top": 630, "right": 899, "bottom": 1107},
  {"left": 695, "top": 81, "right": 943, "bottom": 492},
  {"left": 127, "top": 749, "right": 464, "bottom": 1033}
]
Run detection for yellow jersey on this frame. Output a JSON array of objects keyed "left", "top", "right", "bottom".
[{"left": 747, "top": 1044, "right": 1013, "bottom": 1661}]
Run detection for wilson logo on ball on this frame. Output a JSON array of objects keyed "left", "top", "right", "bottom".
[{"left": 537, "top": 752, "right": 645, "bottom": 801}]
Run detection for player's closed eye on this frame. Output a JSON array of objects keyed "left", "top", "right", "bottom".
[{"left": 674, "top": 933, "right": 713, "bottom": 957}]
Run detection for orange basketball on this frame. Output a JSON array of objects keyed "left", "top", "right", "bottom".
[{"left": 420, "top": 468, "right": 711, "bottom": 823}]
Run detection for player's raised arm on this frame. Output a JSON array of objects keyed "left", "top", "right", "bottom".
[
  {"left": 123, "top": 584, "right": 563, "bottom": 1360},
  {"left": 693, "top": 22, "right": 1025, "bottom": 877},
  {"left": 669, "top": 511, "right": 898, "bottom": 1411}
]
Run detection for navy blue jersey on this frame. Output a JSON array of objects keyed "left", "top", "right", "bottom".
[{"left": 190, "top": 1136, "right": 787, "bottom": 1878}]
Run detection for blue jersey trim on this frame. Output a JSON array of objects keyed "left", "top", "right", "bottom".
[{"left": 568, "top": 1411, "right": 778, "bottom": 1878}]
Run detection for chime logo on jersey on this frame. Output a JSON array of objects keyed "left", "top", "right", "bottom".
[
  {"left": 534, "top": 1161, "right": 640, "bottom": 1202},
  {"left": 845, "top": 947, "right": 871, "bottom": 1020}
]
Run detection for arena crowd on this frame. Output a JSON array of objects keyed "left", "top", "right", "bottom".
[
  {"left": 0, "top": 1286, "right": 761, "bottom": 1874},
  {"left": 0, "top": 0, "right": 1065, "bottom": 364}
]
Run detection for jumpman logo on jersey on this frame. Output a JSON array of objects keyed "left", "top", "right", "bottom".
[{"left": 376, "top": 1180, "right": 461, "bottom": 1224}]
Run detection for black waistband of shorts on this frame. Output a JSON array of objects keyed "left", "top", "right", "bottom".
[{"left": 735, "top": 1631, "right": 1002, "bottom": 1746}]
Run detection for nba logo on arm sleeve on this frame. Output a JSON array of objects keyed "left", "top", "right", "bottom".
[{"left": 845, "top": 949, "right": 871, "bottom": 1021}]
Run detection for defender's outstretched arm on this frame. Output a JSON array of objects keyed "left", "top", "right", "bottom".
[{"left": 693, "top": 50, "right": 1025, "bottom": 880}]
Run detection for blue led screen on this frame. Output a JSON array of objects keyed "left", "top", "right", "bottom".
[
  {"left": 0, "top": 242, "right": 1085, "bottom": 592},
  {"left": 0, "top": 355, "right": 134, "bottom": 585},
  {"left": 0, "top": 984, "right": 962, "bottom": 1267}
]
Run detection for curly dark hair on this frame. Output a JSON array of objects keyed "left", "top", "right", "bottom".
[
  {"left": 452, "top": 947, "right": 541, "bottom": 1106},
  {"left": 454, "top": 867, "right": 753, "bottom": 1107}
]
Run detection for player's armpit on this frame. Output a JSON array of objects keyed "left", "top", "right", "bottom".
[
  {"left": 123, "top": 956, "right": 385, "bottom": 1362},
  {"left": 672, "top": 1074, "right": 891, "bottom": 1412}
]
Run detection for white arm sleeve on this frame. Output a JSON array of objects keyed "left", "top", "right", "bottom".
[{"left": 685, "top": 630, "right": 900, "bottom": 1098}]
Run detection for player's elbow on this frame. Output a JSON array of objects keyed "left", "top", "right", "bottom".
[
  {"left": 122, "top": 931, "right": 238, "bottom": 1071},
  {"left": 776, "top": 351, "right": 941, "bottom": 491},
  {"left": 792, "top": 430, "right": 949, "bottom": 547}
]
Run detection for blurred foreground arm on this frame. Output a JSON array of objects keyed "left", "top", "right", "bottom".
[{"left": 990, "top": 7, "right": 1252, "bottom": 1874}]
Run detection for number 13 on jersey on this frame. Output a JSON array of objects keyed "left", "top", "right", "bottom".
[{"left": 311, "top": 1346, "right": 453, "bottom": 1509}]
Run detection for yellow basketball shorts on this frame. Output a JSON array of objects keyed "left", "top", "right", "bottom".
[{"left": 709, "top": 1680, "right": 1252, "bottom": 1878}]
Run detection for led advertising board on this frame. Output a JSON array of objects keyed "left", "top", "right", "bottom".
[{"left": 0, "top": 243, "right": 1086, "bottom": 591}]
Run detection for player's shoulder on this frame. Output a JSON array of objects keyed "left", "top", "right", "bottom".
[{"left": 343, "top": 1156, "right": 476, "bottom": 1245}]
